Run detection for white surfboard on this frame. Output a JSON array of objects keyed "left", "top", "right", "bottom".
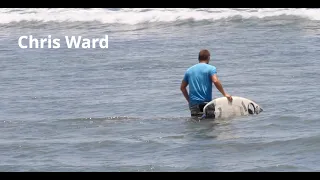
[{"left": 202, "top": 96, "right": 263, "bottom": 119}]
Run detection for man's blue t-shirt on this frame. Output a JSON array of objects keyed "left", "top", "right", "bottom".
[{"left": 183, "top": 63, "right": 217, "bottom": 107}]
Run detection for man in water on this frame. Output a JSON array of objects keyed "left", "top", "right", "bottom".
[{"left": 180, "top": 49, "right": 233, "bottom": 118}]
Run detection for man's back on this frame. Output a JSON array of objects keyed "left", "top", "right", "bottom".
[{"left": 183, "top": 63, "right": 217, "bottom": 107}]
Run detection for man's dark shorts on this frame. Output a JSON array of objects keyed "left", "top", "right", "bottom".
[{"left": 189, "top": 102, "right": 215, "bottom": 118}]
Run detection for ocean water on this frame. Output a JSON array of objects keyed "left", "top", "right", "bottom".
[{"left": 0, "top": 8, "right": 320, "bottom": 172}]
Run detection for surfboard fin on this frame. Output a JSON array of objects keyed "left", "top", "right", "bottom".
[{"left": 198, "top": 114, "right": 206, "bottom": 121}]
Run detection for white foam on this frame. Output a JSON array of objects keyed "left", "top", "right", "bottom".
[{"left": 0, "top": 8, "right": 319, "bottom": 25}]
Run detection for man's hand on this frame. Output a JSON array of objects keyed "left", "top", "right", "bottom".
[{"left": 224, "top": 93, "right": 233, "bottom": 102}]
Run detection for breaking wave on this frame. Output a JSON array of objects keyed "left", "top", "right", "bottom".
[{"left": 0, "top": 8, "right": 319, "bottom": 25}]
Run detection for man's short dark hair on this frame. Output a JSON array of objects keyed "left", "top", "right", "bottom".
[{"left": 198, "top": 49, "right": 210, "bottom": 61}]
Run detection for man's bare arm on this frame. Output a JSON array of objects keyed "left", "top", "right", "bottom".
[
  {"left": 180, "top": 80, "right": 189, "bottom": 104},
  {"left": 211, "top": 74, "right": 233, "bottom": 102}
]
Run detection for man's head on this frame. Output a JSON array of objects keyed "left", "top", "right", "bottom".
[{"left": 198, "top": 49, "right": 210, "bottom": 63}]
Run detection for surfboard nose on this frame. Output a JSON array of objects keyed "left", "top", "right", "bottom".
[{"left": 259, "top": 107, "right": 263, "bottom": 113}]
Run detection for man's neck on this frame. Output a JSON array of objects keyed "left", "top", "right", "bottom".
[{"left": 199, "top": 60, "right": 208, "bottom": 64}]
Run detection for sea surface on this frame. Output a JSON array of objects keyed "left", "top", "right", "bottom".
[{"left": 0, "top": 8, "right": 320, "bottom": 172}]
